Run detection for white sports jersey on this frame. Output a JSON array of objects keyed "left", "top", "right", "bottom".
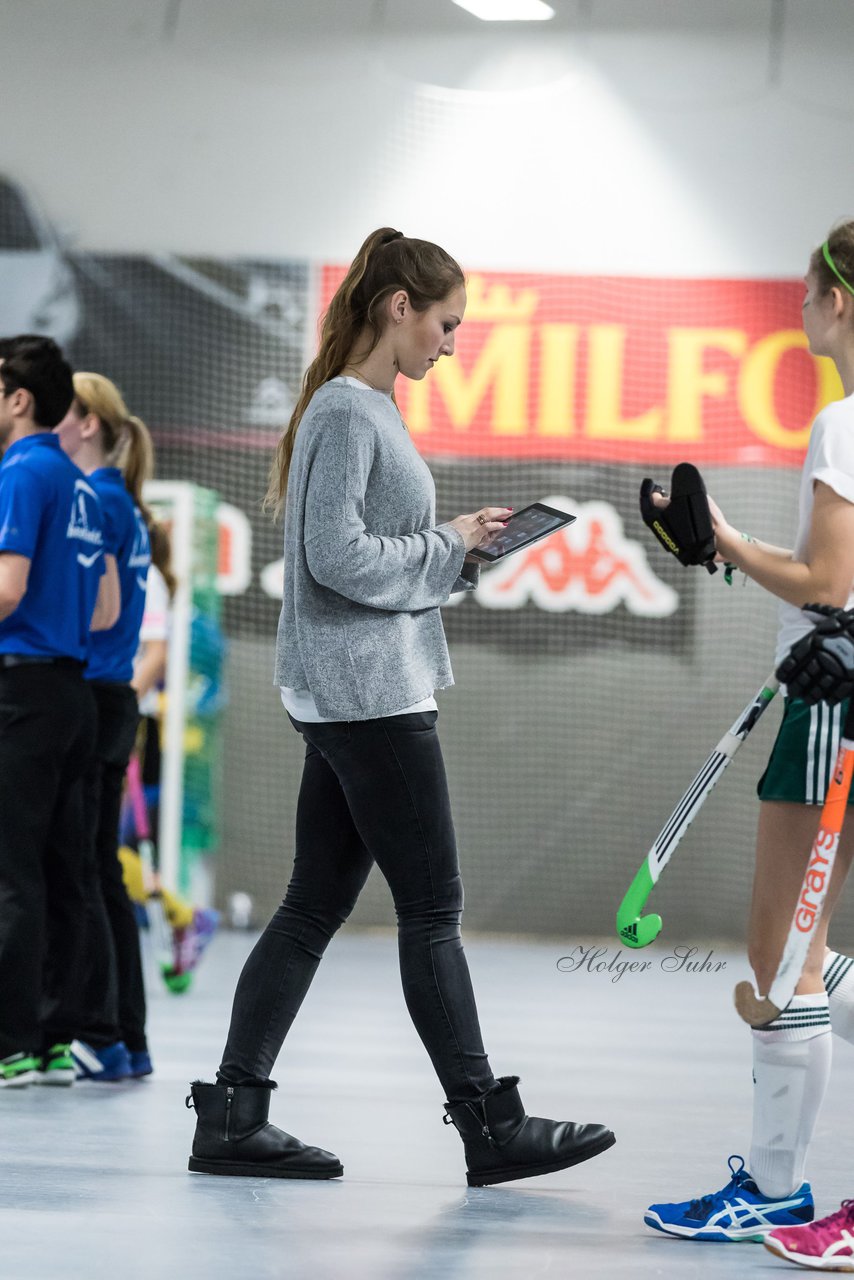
[
  {"left": 136, "top": 564, "right": 170, "bottom": 716},
  {"left": 776, "top": 393, "right": 854, "bottom": 667}
]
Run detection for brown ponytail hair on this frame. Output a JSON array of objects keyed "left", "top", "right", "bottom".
[
  {"left": 72, "top": 371, "right": 155, "bottom": 525},
  {"left": 148, "top": 519, "right": 177, "bottom": 600},
  {"left": 810, "top": 220, "right": 854, "bottom": 307},
  {"left": 264, "top": 227, "right": 465, "bottom": 518}
]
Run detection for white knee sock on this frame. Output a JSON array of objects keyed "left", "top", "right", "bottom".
[
  {"left": 823, "top": 950, "right": 854, "bottom": 1043},
  {"left": 749, "top": 993, "right": 832, "bottom": 1200}
]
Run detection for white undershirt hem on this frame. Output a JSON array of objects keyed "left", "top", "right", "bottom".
[{"left": 280, "top": 686, "right": 438, "bottom": 724}]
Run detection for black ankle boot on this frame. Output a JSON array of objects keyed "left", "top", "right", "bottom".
[
  {"left": 443, "top": 1076, "right": 615, "bottom": 1187},
  {"left": 186, "top": 1080, "right": 343, "bottom": 1179}
]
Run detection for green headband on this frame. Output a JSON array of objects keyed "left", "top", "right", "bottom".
[{"left": 822, "top": 240, "right": 854, "bottom": 297}]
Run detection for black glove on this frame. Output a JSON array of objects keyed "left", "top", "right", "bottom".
[
  {"left": 639, "top": 462, "right": 717, "bottom": 574},
  {"left": 776, "top": 604, "right": 854, "bottom": 705}
]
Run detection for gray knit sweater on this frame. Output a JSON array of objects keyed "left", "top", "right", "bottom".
[{"left": 274, "top": 378, "right": 477, "bottom": 720}]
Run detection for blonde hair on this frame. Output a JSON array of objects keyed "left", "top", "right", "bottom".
[
  {"left": 72, "top": 371, "right": 155, "bottom": 523},
  {"left": 264, "top": 227, "right": 464, "bottom": 519}
]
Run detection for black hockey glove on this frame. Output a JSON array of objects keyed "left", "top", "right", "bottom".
[
  {"left": 639, "top": 462, "right": 717, "bottom": 574},
  {"left": 776, "top": 604, "right": 854, "bottom": 705}
]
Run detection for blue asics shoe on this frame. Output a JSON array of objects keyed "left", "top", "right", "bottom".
[
  {"left": 71, "top": 1039, "right": 132, "bottom": 1082},
  {"left": 645, "top": 1155, "right": 814, "bottom": 1242}
]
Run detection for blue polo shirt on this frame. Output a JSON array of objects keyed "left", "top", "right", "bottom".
[
  {"left": 0, "top": 432, "right": 105, "bottom": 660},
  {"left": 87, "top": 467, "right": 150, "bottom": 683}
]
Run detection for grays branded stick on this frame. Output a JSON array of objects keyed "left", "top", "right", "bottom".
[
  {"left": 616, "top": 676, "right": 779, "bottom": 949},
  {"left": 735, "top": 700, "right": 854, "bottom": 1026}
]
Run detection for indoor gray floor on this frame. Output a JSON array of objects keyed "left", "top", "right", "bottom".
[{"left": 4, "top": 930, "right": 854, "bottom": 1280}]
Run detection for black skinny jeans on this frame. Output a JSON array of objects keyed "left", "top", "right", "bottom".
[
  {"left": 77, "top": 682, "right": 147, "bottom": 1051},
  {"left": 219, "top": 710, "right": 496, "bottom": 1102}
]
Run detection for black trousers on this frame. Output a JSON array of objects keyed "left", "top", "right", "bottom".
[
  {"left": 0, "top": 664, "right": 96, "bottom": 1057},
  {"left": 219, "top": 711, "right": 496, "bottom": 1102},
  {"left": 77, "top": 682, "right": 147, "bottom": 1052}
]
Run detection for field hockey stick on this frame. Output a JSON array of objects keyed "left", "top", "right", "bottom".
[
  {"left": 616, "top": 675, "right": 779, "bottom": 949},
  {"left": 734, "top": 699, "right": 854, "bottom": 1027},
  {"left": 127, "top": 752, "right": 157, "bottom": 881},
  {"left": 126, "top": 754, "right": 173, "bottom": 967}
]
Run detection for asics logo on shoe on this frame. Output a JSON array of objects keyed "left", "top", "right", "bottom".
[
  {"left": 645, "top": 1154, "right": 814, "bottom": 1242},
  {"left": 646, "top": 1199, "right": 806, "bottom": 1240},
  {"left": 704, "top": 1196, "right": 809, "bottom": 1233}
]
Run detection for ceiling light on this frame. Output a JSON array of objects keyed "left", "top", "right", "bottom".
[{"left": 452, "top": 0, "right": 555, "bottom": 21}]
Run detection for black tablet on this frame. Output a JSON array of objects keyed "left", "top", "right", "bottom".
[{"left": 468, "top": 502, "right": 576, "bottom": 562}]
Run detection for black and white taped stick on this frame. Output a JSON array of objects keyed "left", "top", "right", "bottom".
[
  {"left": 734, "top": 699, "right": 854, "bottom": 1027},
  {"left": 617, "top": 676, "right": 779, "bottom": 948}
]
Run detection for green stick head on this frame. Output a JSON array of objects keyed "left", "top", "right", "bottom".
[
  {"left": 161, "top": 963, "right": 193, "bottom": 994},
  {"left": 617, "top": 911, "right": 663, "bottom": 949},
  {"left": 616, "top": 863, "right": 662, "bottom": 948}
]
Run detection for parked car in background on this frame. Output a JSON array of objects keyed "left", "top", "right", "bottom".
[{"left": 0, "top": 175, "right": 81, "bottom": 347}]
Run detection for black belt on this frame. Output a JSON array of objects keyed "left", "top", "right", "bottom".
[{"left": 0, "top": 654, "right": 84, "bottom": 671}]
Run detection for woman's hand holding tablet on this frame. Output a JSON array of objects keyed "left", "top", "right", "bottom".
[{"left": 467, "top": 502, "right": 576, "bottom": 563}]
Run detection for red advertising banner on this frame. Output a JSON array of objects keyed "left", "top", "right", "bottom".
[{"left": 320, "top": 266, "right": 842, "bottom": 468}]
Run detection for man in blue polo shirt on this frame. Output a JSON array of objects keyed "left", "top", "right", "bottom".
[{"left": 0, "top": 335, "right": 119, "bottom": 1087}]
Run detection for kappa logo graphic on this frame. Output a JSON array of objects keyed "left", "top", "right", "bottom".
[
  {"left": 66, "top": 478, "right": 104, "bottom": 566},
  {"left": 469, "top": 496, "right": 678, "bottom": 616}
]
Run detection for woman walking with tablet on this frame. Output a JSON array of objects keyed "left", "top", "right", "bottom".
[{"left": 187, "top": 227, "right": 615, "bottom": 1185}]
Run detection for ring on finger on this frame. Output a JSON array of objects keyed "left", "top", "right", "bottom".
[{"left": 476, "top": 514, "right": 487, "bottom": 526}]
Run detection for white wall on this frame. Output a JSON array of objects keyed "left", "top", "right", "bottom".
[{"left": 3, "top": 0, "right": 854, "bottom": 274}]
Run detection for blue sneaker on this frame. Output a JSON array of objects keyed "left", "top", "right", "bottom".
[
  {"left": 71, "top": 1039, "right": 132, "bottom": 1082},
  {"left": 645, "top": 1155, "right": 814, "bottom": 1242},
  {"left": 128, "top": 1050, "right": 153, "bottom": 1078}
]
